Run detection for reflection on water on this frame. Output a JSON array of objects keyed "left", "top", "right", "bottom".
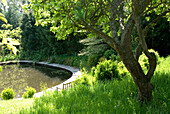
[{"left": 0, "top": 64, "right": 71, "bottom": 98}]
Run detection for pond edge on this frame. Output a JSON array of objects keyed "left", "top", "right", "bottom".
[{"left": 0, "top": 60, "right": 82, "bottom": 99}]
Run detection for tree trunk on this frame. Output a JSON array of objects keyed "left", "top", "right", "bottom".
[
  {"left": 136, "top": 80, "right": 153, "bottom": 101},
  {"left": 119, "top": 49, "right": 154, "bottom": 102}
]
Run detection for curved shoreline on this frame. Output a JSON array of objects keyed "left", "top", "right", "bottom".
[{"left": 0, "top": 60, "right": 82, "bottom": 99}]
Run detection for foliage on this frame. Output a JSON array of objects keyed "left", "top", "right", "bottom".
[
  {"left": 22, "top": 86, "right": 36, "bottom": 99},
  {"left": 1, "top": 88, "right": 15, "bottom": 100},
  {"left": 87, "top": 54, "right": 99, "bottom": 68},
  {"left": 79, "top": 37, "right": 111, "bottom": 57},
  {"left": 74, "top": 75, "right": 90, "bottom": 86},
  {"left": 0, "top": 24, "right": 21, "bottom": 55},
  {"left": 144, "top": 14, "right": 170, "bottom": 57},
  {"left": 20, "top": 11, "right": 85, "bottom": 61},
  {"left": 155, "top": 55, "right": 170, "bottom": 73},
  {"left": 0, "top": 0, "right": 7, "bottom": 24},
  {"left": 48, "top": 55, "right": 88, "bottom": 69},
  {"left": 0, "top": 0, "right": 29, "bottom": 29},
  {"left": 93, "top": 60, "right": 119, "bottom": 81},
  {"left": 0, "top": 12, "right": 7, "bottom": 24},
  {"left": 104, "top": 49, "right": 117, "bottom": 60},
  {"left": 139, "top": 49, "right": 161, "bottom": 74},
  {"left": 0, "top": 54, "right": 18, "bottom": 62},
  {"left": 0, "top": 65, "right": 2, "bottom": 72}
]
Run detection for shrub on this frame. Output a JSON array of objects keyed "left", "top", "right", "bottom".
[
  {"left": 117, "top": 61, "right": 130, "bottom": 77},
  {"left": 88, "top": 54, "right": 99, "bottom": 67},
  {"left": 104, "top": 49, "right": 117, "bottom": 60},
  {"left": 22, "top": 92, "right": 29, "bottom": 99},
  {"left": 22, "top": 86, "right": 36, "bottom": 99},
  {"left": 94, "top": 60, "right": 119, "bottom": 81},
  {"left": 1, "top": 88, "right": 15, "bottom": 100},
  {"left": 91, "top": 67, "right": 96, "bottom": 76},
  {"left": 74, "top": 75, "right": 90, "bottom": 86}
]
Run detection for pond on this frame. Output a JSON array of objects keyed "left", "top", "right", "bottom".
[{"left": 0, "top": 63, "right": 72, "bottom": 99}]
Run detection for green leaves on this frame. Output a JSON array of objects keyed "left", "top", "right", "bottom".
[
  {"left": 0, "top": 13, "right": 7, "bottom": 23},
  {"left": 73, "top": 6, "right": 86, "bottom": 20},
  {"left": 0, "top": 24, "right": 21, "bottom": 55},
  {"left": 0, "top": 66, "right": 2, "bottom": 72},
  {"left": 0, "top": 0, "right": 7, "bottom": 6},
  {"left": 0, "top": 0, "right": 7, "bottom": 23}
]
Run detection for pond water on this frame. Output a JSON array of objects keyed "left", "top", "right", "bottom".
[{"left": 0, "top": 63, "right": 72, "bottom": 99}]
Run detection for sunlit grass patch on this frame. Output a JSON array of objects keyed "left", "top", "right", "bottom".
[{"left": 0, "top": 98, "right": 33, "bottom": 114}]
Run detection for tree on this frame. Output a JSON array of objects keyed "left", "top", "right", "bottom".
[{"left": 28, "top": 0, "right": 170, "bottom": 102}]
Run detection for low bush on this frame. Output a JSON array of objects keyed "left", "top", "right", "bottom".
[
  {"left": 88, "top": 54, "right": 99, "bottom": 68},
  {"left": 104, "top": 49, "right": 117, "bottom": 60},
  {"left": 1, "top": 88, "right": 15, "bottom": 100},
  {"left": 117, "top": 61, "right": 130, "bottom": 78},
  {"left": 22, "top": 87, "right": 36, "bottom": 99},
  {"left": 74, "top": 75, "right": 90, "bottom": 86},
  {"left": 94, "top": 60, "right": 119, "bottom": 80}
]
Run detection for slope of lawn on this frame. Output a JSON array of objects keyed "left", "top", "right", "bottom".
[{"left": 19, "top": 56, "right": 170, "bottom": 113}]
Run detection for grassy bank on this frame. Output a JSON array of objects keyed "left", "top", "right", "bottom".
[
  {"left": 19, "top": 72, "right": 169, "bottom": 113},
  {"left": 1, "top": 56, "right": 169, "bottom": 113},
  {"left": 18, "top": 56, "right": 169, "bottom": 113}
]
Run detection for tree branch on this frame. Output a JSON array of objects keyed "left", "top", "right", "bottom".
[
  {"left": 82, "top": 21, "right": 119, "bottom": 50},
  {"left": 135, "top": 43, "right": 143, "bottom": 61},
  {"left": 109, "top": 2, "right": 119, "bottom": 40},
  {"left": 132, "top": 0, "right": 150, "bottom": 16},
  {"left": 146, "top": 52, "right": 157, "bottom": 81},
  {"left": 121, "top": 16, "right": 134, "bottom": 47}
]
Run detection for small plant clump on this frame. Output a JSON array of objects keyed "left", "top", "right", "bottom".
[
  {"left": 1, "top": 88, "right": 15, "bottom": 100},
  {"left": 93, "top": 60, "right": 119, "bottom": 81},
  {"left": 88, "top": 54, "right": 99, "bottom": 67},
  {"left": 22, "top": 86, "right": 36, "bottom": 99}
]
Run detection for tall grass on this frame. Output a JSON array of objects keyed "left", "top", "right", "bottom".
[{"left": 20, "top": 56, "right": 169, "bottom": 113}]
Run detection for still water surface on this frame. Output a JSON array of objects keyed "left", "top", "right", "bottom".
[{"left": 0, "top": 64, "right": 71, "bottom": 98}]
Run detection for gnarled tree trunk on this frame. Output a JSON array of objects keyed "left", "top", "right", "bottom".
[
  {"left": 117, "top": 41, "right": 156, "bottom": 101},
  {"left": 119, "top": 51, "right": 154, "bottom": 101}
]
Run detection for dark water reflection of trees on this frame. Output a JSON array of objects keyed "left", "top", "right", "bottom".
[{"left": 0, "top": 64, "right": 71, "bottom": 98}]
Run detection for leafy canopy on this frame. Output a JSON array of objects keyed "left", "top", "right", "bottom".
[{"left": 26, "top": 0, "right": 169, "bottom": 41}]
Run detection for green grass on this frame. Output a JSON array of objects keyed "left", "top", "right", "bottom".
[
  {"left": 18, "top": 56, "right": 169, "bottom": 113},
  {"left": 0, "top": 98, "right": 33, "bottom": 114},
  {"left": 1, "top": 55, "right": 169, "bottom": 114},
  {"left": 19, "top": 71, "right": 169, "bottom": 113}
]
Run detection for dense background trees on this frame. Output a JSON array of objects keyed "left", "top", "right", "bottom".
[{"left": 20, "top": 11, "right": 85, "bottom": 60}]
